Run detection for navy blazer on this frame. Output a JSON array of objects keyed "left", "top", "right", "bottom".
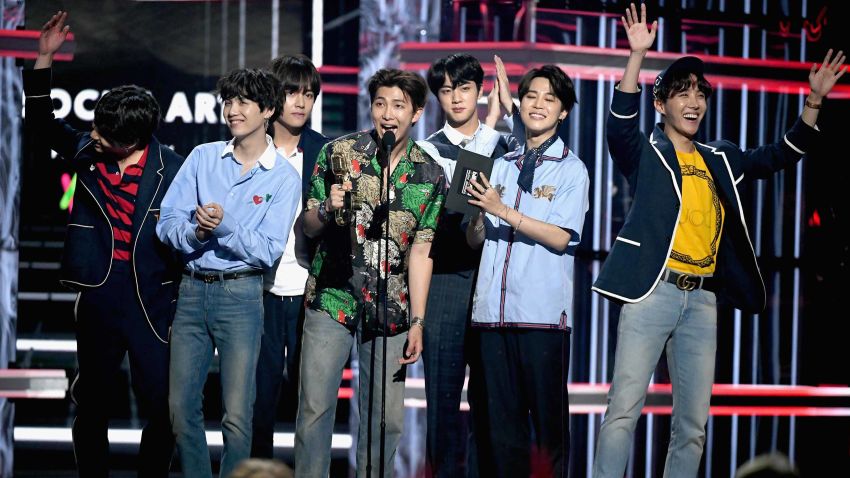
[
  {"left": 592, "top": 88, "right": 818, "bottom": 313},
  {"left": 297, "top": 126, "right": 330, "bottom": 203},
  {"left": 23, "top": 68, "right": 184, "bottom": 343}
]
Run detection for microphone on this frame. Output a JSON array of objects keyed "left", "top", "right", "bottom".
[{"left": 380, "top": 131, "right": 396, "bottom": 166}]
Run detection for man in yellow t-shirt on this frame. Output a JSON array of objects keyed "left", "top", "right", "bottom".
[
  {"left": 591, "top": 4, "right": 846, "bottom": 477},
  {"left": 667, "top": 149, "right": 725, "bottom": 276}
]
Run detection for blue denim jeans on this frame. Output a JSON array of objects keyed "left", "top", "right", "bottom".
[
  {"left": 295, "top": 308, "right": 409, "bottom": 478},
  {"left": 593, "top": 279, "right": 717, "bottom": 478},
  {"left": 169, "top": 273, "right": 264, "bottom": 478}
]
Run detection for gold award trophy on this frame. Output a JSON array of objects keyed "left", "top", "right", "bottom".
[{"left": 329, "top": 154, "right": 361, "bottom": 225}]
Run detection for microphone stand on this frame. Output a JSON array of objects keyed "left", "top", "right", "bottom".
[{"left": 367, "top": 131, "right": 395, "bottom": 478}]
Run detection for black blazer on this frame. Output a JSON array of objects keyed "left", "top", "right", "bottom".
[
  {"left": 23, "top": 68, "right": 184, "bottom": 343},
  {"left": 592, "top": 87, "right": 818, "bottom": 313},
  {"left": 298, "top": 126, "right": 330, "bottom": 204}
]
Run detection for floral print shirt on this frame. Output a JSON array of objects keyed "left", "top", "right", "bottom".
[{"left": 305, "top": 130, "right": 445, "bottom": 336}]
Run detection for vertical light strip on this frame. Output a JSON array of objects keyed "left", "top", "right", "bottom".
[
  {"left": 590, "top": 76, "right": 605, "bottom": 383},
  {"left": 730, "top": 81, "right": 748, "bottom": 477},
  {"left": 577, "top": 17, "right": 583, "bottom": 47},
  {"left": 645, "top": 409, "right": 654, "bottom": 478},
  {"left": 789, "top": 91, "right": 805, "bottom": 463},
  {"left": 657, "top": 17, "right": 665, "bottom": 52},
  {"left": 587, "top": 262, "right": 599, "bottom": 478},
  {"left": 459, "top": 7, "right": 467, "bottom": 42},
  {"left": 714, "top": 87, "right": 723, "bottom": 140},
  {"left": 800, "top": 0, "right": 807, "bottom": 62},
  {"left": 751, "top": 85, "right": 767, "bottom": 460},
  {"left": 572, "top": 78, "right": 582, "bottom": 166},
  {"left": 706, "top": 416, "right": 714, "bottom": 478},
  {"left": 603, "top": 76, "right": 614, "bottom": 387},
  {"left": 588, "top": 19, "right": 606, "bottom": 474},
  {"left": 271, "top": 0, "right": 279, "bottom": 60},
  {"left": 221, "top": 0, "right": 229, "bottom": 76},
  {"left": 311, "top": 0, "right": 323, "bottom": 133},
  {"left": 238, "top": 0, "right": 246, "bottom": 68}
]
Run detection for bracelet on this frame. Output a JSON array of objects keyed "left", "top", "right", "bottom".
[
  {"left": 805, "top": 99, "right": 822, "bottom": 110},
  {"left": 516, "top": 212, "right": 524, "bottom": 231},
  {"left": 410, "top": 316, "right": 424, "bottom": 329},
  {"left": 502, "top": 203, "right": 509, "bottom": 221},
  {"left": 317, "top": 199, "right": 330, "bottom": 223}
]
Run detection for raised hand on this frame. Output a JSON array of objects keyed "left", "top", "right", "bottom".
[
  {"left": 39, "top": 11, "right": 70, "bottom": 57},
  {"left": 809, "top": 49, "right": 847, "bottom": 101},
  {"left": 484, "top": 76, "right": 501, "bottom": 128},
  {"left": 622, "top": 3, "right": 657, "bottom": 54},
  {"left": 494, "top": 55, "right": 515, "bottom": 115}
]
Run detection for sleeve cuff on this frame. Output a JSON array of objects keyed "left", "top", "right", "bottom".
[
  {"left": 609, "top": 87, "right": 641, "bottom": 119},
  {"left": 213, "top": 213, "right": 237, "bottom": 238},
  {"left": 784, "top": 117, "right": 819, "bottom": 155},
  {"left": 187, "top": 227, "right": 208, "bottom": 248}
]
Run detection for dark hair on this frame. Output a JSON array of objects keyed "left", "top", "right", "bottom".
[
  {"left": 426, "top": 53, "right": 484, "bottom": 96},
  {"left": 655, "top": 69, "right": 712, "bottom": 101},
  {"left": 217, "top": 68, "right": 284, "bottom": 123},
  {"left": 93, "top": 85, "right": 160, "bottom": 148},
  {"left": 367, "top": 69, "right": 428, "bottom": 111},
  {"left": 269, "top": 54, "right": 321, "bottom": 96},
  {"left": 518, "top": 65, "right": 577, "bottom": 113}
]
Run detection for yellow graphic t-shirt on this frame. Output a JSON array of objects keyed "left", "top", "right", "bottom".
[{"left": 666, "top": 149, "right": 725, "bottom": 275}]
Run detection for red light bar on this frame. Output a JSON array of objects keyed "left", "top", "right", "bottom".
[{"left": 0, "top": 29, "right": 75, "bottom": 61}]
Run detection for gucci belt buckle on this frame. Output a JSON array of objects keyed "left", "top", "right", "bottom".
[{"left": 675, "top": 273, "right": 697, "bottom": 291}]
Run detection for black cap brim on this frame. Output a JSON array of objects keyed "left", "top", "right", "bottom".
[{"left": 653, "top": 56, "right": 705, "bottom": 99}]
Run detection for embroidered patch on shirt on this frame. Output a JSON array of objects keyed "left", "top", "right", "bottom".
[
  {"left": 533, "top": 185, "right": 556, "bottom": 201},
  {"left": 250, "top": 193, "right": 273, "bottom": 205}
]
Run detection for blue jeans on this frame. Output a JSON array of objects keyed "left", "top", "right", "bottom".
[
  {"left": 592, "top": 280, "right": 717, "bottom": 478},
  {"left": 295, "top": 308, "right": 409, "bottom": 478},
  {"left": 169, "top": 274, "right": 264, "bottom": 478}
]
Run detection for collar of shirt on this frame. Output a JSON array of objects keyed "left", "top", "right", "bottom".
[
  {"left": 505, "top": 137, "right": 568, "bottom": 166},
  {"left": 221, "top": 134, "right": 278, "bottom": 170},
  {"left": 99, "top": 144, "right": 150, "bottom": 179},
  {"left": 442, "top": 120, "right": 480, "bottom": 146},
  {"left": 276, "top": 145, "right": 302, "bottom": 159},
  {"left": 442, "top": 120, "right": 502, "bottom": 158}
]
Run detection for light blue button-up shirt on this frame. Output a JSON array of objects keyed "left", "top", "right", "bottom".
[
  {"left": 156, "top": 136, "right": 301, "bottom": 271},
  {"left": 471, "top": 137, "right": 589, "bottom": 329}
]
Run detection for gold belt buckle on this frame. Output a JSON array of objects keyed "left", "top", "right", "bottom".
[
  {"left": 675, "top": 273, "right": 697, "bottom": 291},
  {"left": 202, "top": 273, "right": 216, "bottom": 284}
]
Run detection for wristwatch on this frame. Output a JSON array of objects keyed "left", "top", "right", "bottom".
[{"left": 317, "top": 199, "right": 330, "bottom": 223}]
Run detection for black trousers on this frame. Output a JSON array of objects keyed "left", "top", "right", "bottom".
[
  {"left": 472, "top": 328, "right": 571, "bottom": 478},
  {"left": 422, "top": 270, "right": 477, "bottom": 478},
  {"left": 251, "top": 292, "right": 304, "bottom": 458},
  {"left": 71, "top": 262, "right": 173, "bottom": 477}
]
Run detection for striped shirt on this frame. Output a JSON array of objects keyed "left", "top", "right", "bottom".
[{"left": 95, "top": 146, "right": 149, "bottom": 261}]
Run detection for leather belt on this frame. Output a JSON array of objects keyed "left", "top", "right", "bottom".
[
  {"left": 663, "top": 269, "right": 717, "bottom": 293},
  {"left": 183, "top": 269, "right": 263, "bottom": 284}
]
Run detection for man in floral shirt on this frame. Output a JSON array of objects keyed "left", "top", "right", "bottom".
[{"left": 295, "top": 68, "right": 445, "bottom": 477}]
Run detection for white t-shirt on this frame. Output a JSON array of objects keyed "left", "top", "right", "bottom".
[{"left": 264, "top": 146, "right": 310, "bottom": 296}]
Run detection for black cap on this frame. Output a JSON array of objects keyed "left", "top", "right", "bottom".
[{"left": 653, "top": 56, "right": 705, "bottom": 99}]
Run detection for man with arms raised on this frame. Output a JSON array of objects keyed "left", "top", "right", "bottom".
[{"left": 592, "top": 4, "right": 845, "bottom": 477}]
